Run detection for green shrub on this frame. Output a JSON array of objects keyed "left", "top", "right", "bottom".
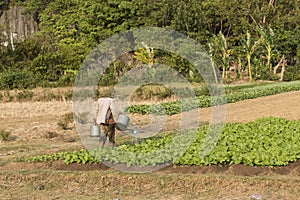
[
  {"left": 58, "top": 73, "right": 77, "bottom": 86},
  {"left": 283, "top": 65, "right": 300, "bottom": 81},
  {"left": 0, "top": 69, "right": 39, "bottom": 90},
  {"left": 256, "top": 67, "right": 279, "bottom": 81},
  {"left": 193, "top": 86, "right": 210, "bottom": 96}
]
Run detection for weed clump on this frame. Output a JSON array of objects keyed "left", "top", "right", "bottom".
[
  {"left": 57, "top": 113, "right": 74, "bottom": 130},
  {"left": 0, "top": 129, "right": 16, "bottom": 141}
]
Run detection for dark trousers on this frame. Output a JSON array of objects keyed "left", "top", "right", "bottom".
[{"left": 99, "top": 123, "right": 115, "bottom": 145}]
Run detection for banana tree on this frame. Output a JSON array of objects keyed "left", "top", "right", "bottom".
[
  {"left": 210, "top": 32, "right": 231, "bottom": 80},
  {"left": 241, "top": 31, "right": 260, "bottom": 81},
  {"left": 256, "top": 26, "right": 278, "bottom": 72},
  {"left": 133, "top": 42, "right": 155, "bottom": 67},
  {"left": 207, "top": 42, "right": 219, "bottom": 84}
]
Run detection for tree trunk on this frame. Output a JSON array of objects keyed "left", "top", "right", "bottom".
[
  {"left": 210, "top": 58, "right": 218, "bottom": 84},
  {"left": 267, "top": 48, "right": 272, "bottom": 72},
  {"left": 247, "top": 55, "right": 253, "bottom": 81},
  {"left": 273, "top": 55, "right": 287, "bottom": 81},
  {"left": 273, "top": 55, "right": 285, "bottom": 74},
  {"left": 279, "top": 64, "right": 285, "bottom": 81}
]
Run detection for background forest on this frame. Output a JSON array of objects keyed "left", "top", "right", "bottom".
[{"left": 0, "top": 0, "right": 299, "bottom": 89}]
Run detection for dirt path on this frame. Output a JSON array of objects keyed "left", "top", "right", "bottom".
[{"left": 223, "top": 90, "right": 300, "bottom": 122}]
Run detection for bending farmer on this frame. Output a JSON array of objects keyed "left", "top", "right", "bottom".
[{"left": 95, "top": 96, "right": 118, "bottom": 148}]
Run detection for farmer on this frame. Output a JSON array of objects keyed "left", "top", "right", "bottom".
[{"left": 95, "top": 91, "right": 120, "bottom": 148}]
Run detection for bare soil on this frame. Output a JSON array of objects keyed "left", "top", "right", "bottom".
[{"left": 0, "top": 90, "right": 300, "bottom": 199}]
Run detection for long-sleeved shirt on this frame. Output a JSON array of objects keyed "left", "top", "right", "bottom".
[{"left": 95, "top": 97, "right": 121, "bottom": 125}]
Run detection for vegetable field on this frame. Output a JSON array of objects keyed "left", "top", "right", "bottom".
[
  {"left": 0, "top": 87, "right": 300, "bottom": 199},
  {"left": 22, "top": 117, "right": 300, "bottom": 167}
]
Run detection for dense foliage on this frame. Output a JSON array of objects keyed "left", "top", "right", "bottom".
[
  {"left": 0, "top": 0, "right": 300, "bottom": 89},
  {"left": 22, "top": 117, "right": 300, "bottom": 167}
]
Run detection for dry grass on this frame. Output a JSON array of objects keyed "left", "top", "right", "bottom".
[
  {"left": 129, "top": 96, "right": 179, "bottom": 105},
  {"left": 0, "top": 87, "right": 73, "bottom": 102},
  {"left": 0, "top": 85, "right": 188, "bottom": 106},
  {"left": 0, "top": 170, "right": 299, "bottom": 199}
]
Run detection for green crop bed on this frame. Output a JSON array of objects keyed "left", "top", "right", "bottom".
[
  {"left": 126, "top": 81, "right": 300, "bottom": 115},
  {"left": 21, "top": 117, "right": 300, "bottom": 167}
]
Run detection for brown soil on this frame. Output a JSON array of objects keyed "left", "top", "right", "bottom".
[{"left": 0, "top": 90, "right": 300, "bottom": 199}]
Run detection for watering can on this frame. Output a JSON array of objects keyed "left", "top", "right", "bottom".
[
  {"left": 116, "top": 114, "right": 130, "bottom": 131},
  {"left": 90, "top": 119, "right": 100, "bottom": 137},
  {"left": 90, "top": 125, "right": 100, "bottom": 137},
  {"left": 116, "top": 115, "right": 139, "bottom": 134}
]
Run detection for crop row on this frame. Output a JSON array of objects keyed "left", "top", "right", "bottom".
[
  {"left": 21, "top": 117, "right": 300, "bottom": 167},
  {"left": 126, "top": 81, "right": 300, "bottom": 115}
]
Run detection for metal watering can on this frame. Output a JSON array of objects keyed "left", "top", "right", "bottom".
[
  {"left": 116, "top": 114, "right": 130, "bottom": 131},
  {"left": 116, "top": 115, "right": 139, "bottom": 134},
  {"left": 90, "top": 119, "right": 100, "bottom": 137}
]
